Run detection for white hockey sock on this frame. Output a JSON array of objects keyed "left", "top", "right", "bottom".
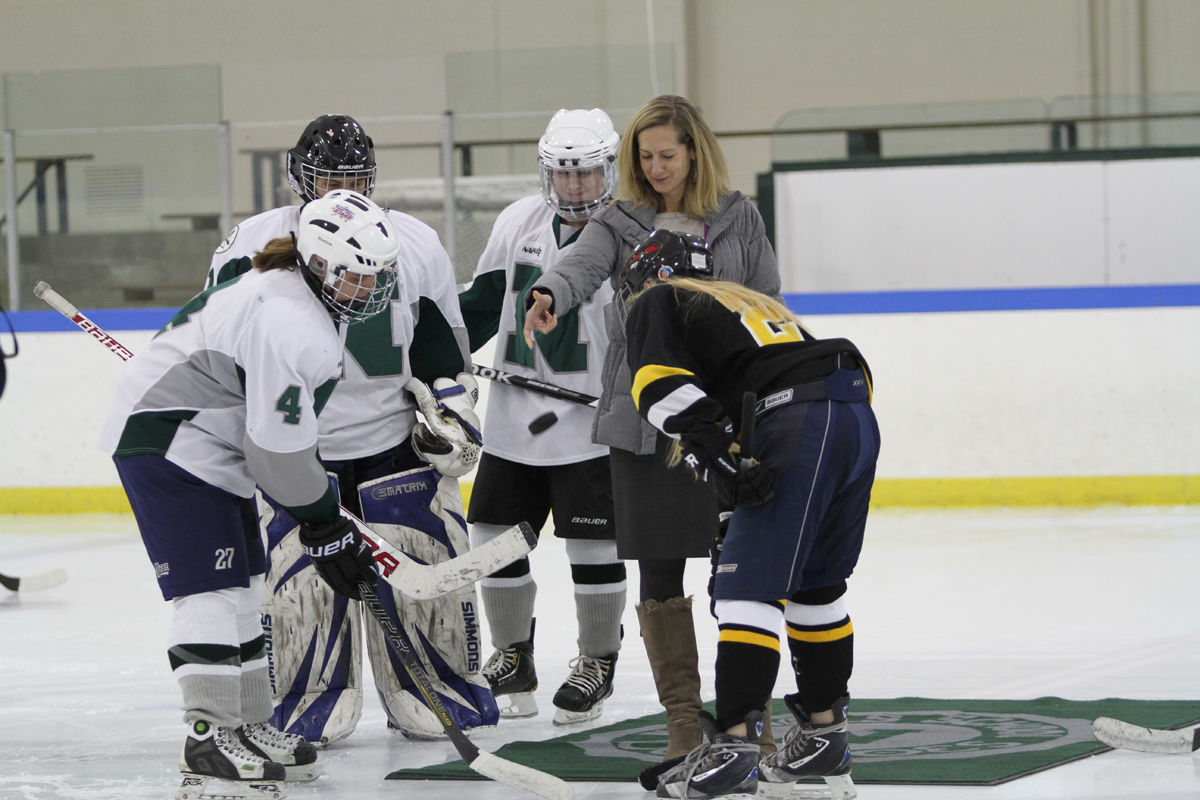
[
  {"left": 472, "top": 522, "right": 536, "bottom": 648},
  {"left": 237, "top": 576, "right": 272, "bottom": 725},
  {"left": 170, "top": 588, "right": 243, "bottom": 728},
  {"left": 566, "top": 539, "right": 626, "bottom": 656}
]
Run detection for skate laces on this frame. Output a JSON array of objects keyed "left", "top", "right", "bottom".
[
  {"left": 483, "top": 647, "right": 517, "bottom": 679},
  {"left": 214, "top": 726, "right": 265, "bottom": 763},
  {"left": 673, "top": 735, "right": 758, "bottom": 789},
  {"left": 561, "top": 654, "right": 611, "bottom": 694},
  {"left": 243, "top": 722, "right": 299, "bottom": 750}
]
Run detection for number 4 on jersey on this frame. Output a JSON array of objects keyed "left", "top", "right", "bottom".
[{"left": 276, "top": 385, "right": 303, "bottom": 424}]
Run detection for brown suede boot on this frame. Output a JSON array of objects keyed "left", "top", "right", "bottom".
[
  {"left": 636, "top": 597, "right": 704, "bottom": 759},
  {"left": 759, "top": 703, "right": 777, "bottom": 756}
]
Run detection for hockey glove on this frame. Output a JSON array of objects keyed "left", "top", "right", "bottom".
[
  {"left": 714, "top": 459, "right": 775, "bottom": 508},
  {"left": 406, "top": 375, "right": 483, "bottom": 478},
  {"left": 680, "top": 417, "right": 775, "bottom": 508},
  {"left": 299, "top": 516, "right": 378, "bottom": 601}
]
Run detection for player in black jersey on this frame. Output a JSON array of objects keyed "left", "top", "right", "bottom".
[{"left": 623, "top": 230, "right": 878, "bottom": 800}]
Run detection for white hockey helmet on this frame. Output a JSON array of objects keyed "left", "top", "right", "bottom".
[
  {"left": 296, "top": 189, "right": 399, "bottom": 324},
  {"left": 538, "top": 108, "right": 619, "bottom": 223}
]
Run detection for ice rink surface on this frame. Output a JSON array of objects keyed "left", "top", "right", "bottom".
[{"left": 3, "top": 506, "right": 1200, "bottom": 800}]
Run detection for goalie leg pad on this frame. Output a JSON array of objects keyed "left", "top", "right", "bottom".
[
  {"left": 358, "top": 467, "right": 498, "bottom": 736},
  {"left": 258, "top": 493, "right": 363, "bottom": 746}
]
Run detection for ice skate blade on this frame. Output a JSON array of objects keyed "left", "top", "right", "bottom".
[
  {"left": 660, "top": 783, "right": 757, "bottom": 799},
  {"left": 176, "top": 774, "right": 286, "bottom": 800},
  {"left": 758, "top": 774, "right": 856, "bottom": 800},
  {"left": 552, "top": 699, "right": 604, "bottom": 726},
  {"left": 497, "top": 691, "right": 539, "bottom": 719}
]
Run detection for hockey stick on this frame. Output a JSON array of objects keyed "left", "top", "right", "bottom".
[
  {"left": 34, "top": 280, "right": 538, "bottom": 600},
  {"left": 363, "top": 579, "right": 574, "bottom": 800},
  {"left": 0, "top": 568, "right": 68, "bottom": 592},
  {"left": 470, "top": 364, "right": 598, "bottom": 407},
  {"left": 1092, "top": 716, "right": 1200, "bottom": 754},
  {"left": 34, "top": 282, "right": 136, "bottom": 361},
  {"left": 347, "top": 510, "right": 536, "bottom": 600},
  {"left": 739, "top": 391, "right": 757, "bottom": 468}
]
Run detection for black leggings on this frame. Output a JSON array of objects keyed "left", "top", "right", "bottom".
[{"left": 639, "top": 558, "right": 688, "bottom": 602}]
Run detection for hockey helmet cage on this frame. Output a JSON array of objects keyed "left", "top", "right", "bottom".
[
  {"left": 296, "top": 190, "right": 399, "bottom": 324},
  {"left": 538, "top": 108, "right": 619, "bottom": 223},
  {"left": 618, "top": 229, "right": 713, "bottom": 303},
  {"left": 287, "top": 114, "right": 377, "bottom": 203}
]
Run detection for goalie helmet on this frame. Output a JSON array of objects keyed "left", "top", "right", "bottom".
[
  {"left": 287, "top": 114, "right": 377, "bottom": 203},
  {"left": 618, "top": 229, "right": 713, "bottom": 302},
  {"left": 296, "top": 189, "right": 399, "bottom": 324},
  {"left": 538, "top": 108, "right": 619, "bottom": 223}
]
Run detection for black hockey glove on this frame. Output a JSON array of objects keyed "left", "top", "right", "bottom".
[
  {"left": 298, "top": 516, "right": 378, "bottom": 601},
  {"left": 680, "top": 418, "right": 776, "bottom": 508},
  {"left": 680, "top": 417, "right": 739, "bottom": 483},
  {"left": 714, "top": 460, "right": 775, "bottom": 508}
]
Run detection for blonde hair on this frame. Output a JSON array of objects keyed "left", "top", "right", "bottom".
[
  {"left": 252, "top": 236, "right": 301, "bottom": 272},
  {"left": 653, "top": 277, "right": 807, "bottom": 468},
  {"left": 617, "top": 95, "right": 730, "bottom": 220}
]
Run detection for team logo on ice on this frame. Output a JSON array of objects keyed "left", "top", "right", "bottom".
[{"left": 570, "top": 709, "right": 1096, "bottom": 764}]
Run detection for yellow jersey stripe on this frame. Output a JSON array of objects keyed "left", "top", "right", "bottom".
[
  {"left": 718, "top": 629, "right": 781, "bottom": 651},
  {"left": 787, "top": 620, "right": 854, "bottom": 643},
  {"left": 631, "top": 364, "right": 695, "bottom": 408}
]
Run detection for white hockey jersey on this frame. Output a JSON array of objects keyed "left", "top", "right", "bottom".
[
  {"left": 459, "top": 195, "right": 612, "bottom": 466},
  {"left": 207, "top": 205, "right": 470, "bottom": 461},
  {"left": 98, "top": 268, "right": 344, "bottom": 508}
]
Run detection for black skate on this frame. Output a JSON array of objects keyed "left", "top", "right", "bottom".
[
  {"left": 237, "top": 722, "right": 319, "bottom": 782},
  {"left": 482, "top": 638, "right": 538, "bottom": 718},
  {"left": 552, "top": 652, "right": 617, "bottom": 725},
  {"left": 758, "top": 694, "right": 856, "bottom": 799},
  {"left": 656, "top": 709, "right": 762, "bottom": 798},
  {"left": 176, "top": 719, "right": 286, "bottom": 800}
]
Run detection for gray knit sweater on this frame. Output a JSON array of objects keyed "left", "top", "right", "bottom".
[{"left": 531, "top": 192, "right": 780, "bottom": 454}]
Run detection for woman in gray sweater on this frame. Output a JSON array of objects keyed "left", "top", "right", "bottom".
[{"left": 523, "top": 94, "right": 781, "bottom": 782}]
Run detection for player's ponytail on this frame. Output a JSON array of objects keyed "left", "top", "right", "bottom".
[{"left": 252, "top": 235, "right": 301, "bottom": 272}]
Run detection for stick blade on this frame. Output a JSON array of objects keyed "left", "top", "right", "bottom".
[
  {"left": 1092, "top": 716, "right": 1199, "bottom": 753},
  {"left": 469, "top": 751, "right": 574, "bottom": 800},
  {"left": 1, "top": 568, "right": 67, "bottom": 592}
]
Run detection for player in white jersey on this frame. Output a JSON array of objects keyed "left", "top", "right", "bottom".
[
  {"left": 100, "top": 191, "right": 398, "bottom": 800},
  {"left": 458, "top": 108, "right": 626, "bottom": 725},
  {"left": 205, "top": 115, "right": 495, "bottom": 744}
]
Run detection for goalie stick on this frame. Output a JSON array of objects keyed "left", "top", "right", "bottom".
[
  {"left": 0, "top": 568, "right": 67, "bottom": 592},
  {"left": 1092, "top": 716, "right": 1200, "bottom": 754},
  {"left": 363, "top": 578, "right": 573, "bottom": 800},
  {"left": 34, "top": 280, "right": 537, "bottom": 600}
]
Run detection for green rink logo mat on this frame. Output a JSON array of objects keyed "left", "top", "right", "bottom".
[{"left": 387, "top": 697, "right": 1200, "bottom": 785}]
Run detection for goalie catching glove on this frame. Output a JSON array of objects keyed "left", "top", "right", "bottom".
[
  {"left": 680, "top": 417, "right": 775, "bottom": 508},
  {"left": 299, "top": 516, "right": 378, "bottom": 601},
  {"left": 406, "top": 373, "right": 483, "bottom": 477}
]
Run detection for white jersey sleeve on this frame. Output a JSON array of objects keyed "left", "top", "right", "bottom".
[
  {"left": 100, "top": 268, "right": 344, "bottom": 513},
  {"left": 206, "top": 207, "right": 302, "bottom": 289}
]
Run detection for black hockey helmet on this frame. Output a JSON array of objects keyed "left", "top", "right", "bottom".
[
  {"left": 618, "top": 229, "right": 713, "bottom": 302},
  {"left": 287, "top": 114, "right": 377, "bottom": 203}
]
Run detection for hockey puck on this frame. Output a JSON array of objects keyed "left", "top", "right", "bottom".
[{"left": 528, "top": 411, "right": 558, "bottom": 435}]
